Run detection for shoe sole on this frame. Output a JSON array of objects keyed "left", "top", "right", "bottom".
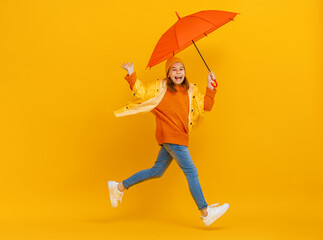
[
  {"left": 108, "top": 181, "right": 118, "bottom": 208},
  {"left": 204, "top": 203, "right": 230, "bottom": 226}
]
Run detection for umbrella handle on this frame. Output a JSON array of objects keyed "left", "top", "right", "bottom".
[{"left": 211, "top": 79, "right": 218, "bottom": 88}]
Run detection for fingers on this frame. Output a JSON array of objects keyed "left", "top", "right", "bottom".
[
  {"left": 209, "top": 71, "right": 216, "bottom": 80},
  {"left": 208, "top": 70, "right": 217, "bottom": 88},
  {"left": 121, "top": 62, "right": 130, "bottom": 68},
  {"left": 121, "top": 62, "right": 134, "bottom": 69}
]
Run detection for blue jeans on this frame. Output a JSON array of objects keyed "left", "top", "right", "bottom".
[{"left": 122, "top": 143, "right": 208, "bottom": 210}]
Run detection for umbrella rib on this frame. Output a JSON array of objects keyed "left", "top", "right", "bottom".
[
  {"left": 186, "top": 15, "right": 235, "bottom": 30},
  {"left": 186, "top": 15, "right": 218, "bottom": 28},
  {"left": 173, "top": 24, "right": 180, "bottom": 52}
]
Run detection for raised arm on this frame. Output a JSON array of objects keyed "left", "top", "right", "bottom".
[
  {"left": 120, "top": 62, "right": 156, "bottom": 101},
  {"left": 204, "top": 71, "right": 217, "bottom": 111},
  {"left": 121, "top": 62, "right": 136, "bottom": 90}
]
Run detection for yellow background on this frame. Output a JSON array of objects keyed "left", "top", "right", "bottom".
[{"left": 0, "top": 0, "right": 322, "bottom": 239}]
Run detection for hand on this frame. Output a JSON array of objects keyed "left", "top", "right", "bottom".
[
  {"left": 121, "top": 62, "right": 134, "bottom": 76},
  {"left": 207, "top": 71, "right": 217, "bottom": 89}
]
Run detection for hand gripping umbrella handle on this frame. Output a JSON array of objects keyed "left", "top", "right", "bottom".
[{"left": 211, "top": 79, "right": 218, "bottom": 88}]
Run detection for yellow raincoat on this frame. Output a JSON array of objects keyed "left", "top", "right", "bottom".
[{"left": 114, "top": 77, "right": 213, "bottom": 132}]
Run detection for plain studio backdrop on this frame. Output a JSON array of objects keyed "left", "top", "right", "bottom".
[{"left": 0, "top": 0, "right": 322, "bottom": 239}]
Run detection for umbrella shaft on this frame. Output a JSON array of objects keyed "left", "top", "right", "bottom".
[{"left": 192, "top": 40, "right": 210, "bottom": 72}]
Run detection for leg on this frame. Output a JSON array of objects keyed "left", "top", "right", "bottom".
[
  {"left": 121, "top": 145, "right": 173, "bottom": 190},
  {"left": 163, "top": 143, "right": 208, "bottom": 211}
]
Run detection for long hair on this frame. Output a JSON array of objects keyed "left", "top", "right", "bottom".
[
  {"left": 165, "top": 63, "right": 190, "bottom": 92},
  {"left": 165, "top": 76, "right": 190, "bottom": 92}
]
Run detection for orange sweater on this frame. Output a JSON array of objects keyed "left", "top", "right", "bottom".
[
  {"left": 152, "top": 85, "right": 189, "bottom": 146},
  {"left": 125, "top": 73, "right": 216, "bottom": 146}
]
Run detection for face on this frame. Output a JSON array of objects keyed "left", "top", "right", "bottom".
[{"left": 168, "top": 62, "right": 185, "bottom": 86}]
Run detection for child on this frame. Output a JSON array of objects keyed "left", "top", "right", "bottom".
[{"left": 108, "top": 56, "right": 229, "bottom": 226}]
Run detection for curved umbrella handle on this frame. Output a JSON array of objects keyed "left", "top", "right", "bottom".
[{"left": 211, "top": 79, "right": 218, "bottom": 88}]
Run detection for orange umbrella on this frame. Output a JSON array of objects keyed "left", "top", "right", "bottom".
[{"left": 146, "top": 10, "right": 239, "bottom": 87}]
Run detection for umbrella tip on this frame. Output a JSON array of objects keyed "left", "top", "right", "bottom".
[{"left": 175, "top": 11, "right": 181, "bottom": 19}]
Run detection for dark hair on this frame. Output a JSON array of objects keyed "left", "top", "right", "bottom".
[{"left": 165, "top": 76, "right": 190, "bottom": 92}]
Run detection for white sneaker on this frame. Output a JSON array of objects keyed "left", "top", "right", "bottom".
[
  {"left": 201, "top": 203, "right": 230, "bottom": 226},
  {"left": 108, "top": 181, "right": 124, "bottom": 208}
]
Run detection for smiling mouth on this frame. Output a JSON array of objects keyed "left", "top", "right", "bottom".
[{"left": 175, "top": 76, "right": 183, "bottom": 81}]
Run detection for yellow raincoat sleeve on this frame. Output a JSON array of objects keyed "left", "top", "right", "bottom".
[
  {"left": 123, "top": 72, "right": 157, "bottom": 101},
  {"left": 131, "top": 78, "right": 157, "bottom": 101},
  {"left": 113, "top": 73, "right": 158, "bottom": 116}
]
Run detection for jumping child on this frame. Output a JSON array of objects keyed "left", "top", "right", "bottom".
[{"left": 108, "top": 56, "right": 229, "bottom": 226}]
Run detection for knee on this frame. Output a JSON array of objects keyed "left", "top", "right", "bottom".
[
  {"left": 149, "top": 167, "right": 164, "bottom": 178},
  {"left": 154, "top": 169, "right": 164, "bottom": 178},
  {"left": 185, "top": 165, "right": 198, "bottom": 178}
]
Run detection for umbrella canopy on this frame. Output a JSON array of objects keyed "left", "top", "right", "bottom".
[{"left": 146, "top": 10, "right": 239, "bottom": 69}]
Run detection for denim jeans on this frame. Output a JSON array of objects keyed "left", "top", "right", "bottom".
[{"left": 122, "top": 143, "right": 208, "bottom": 210}]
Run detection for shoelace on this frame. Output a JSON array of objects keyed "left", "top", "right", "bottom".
[{"left": 209, "top": 203, "right": 219, "bottom": 208}]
